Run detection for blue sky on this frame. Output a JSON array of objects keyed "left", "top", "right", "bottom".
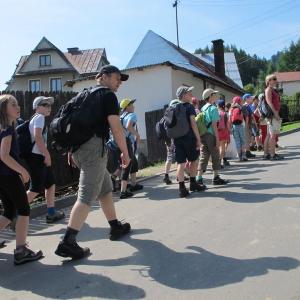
[{"left": 1, "top": 0, "right": 299, "bottom": 90}]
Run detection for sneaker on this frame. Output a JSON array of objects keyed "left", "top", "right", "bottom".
[
  {"left": 55, "top": 240, "right": 90, "bottom": 259},
  {"left": 212, "top": 175, "right": 228, "bottom": 185},
  {"left": 163, "top": 176, "right": 172, "bottom": 185},
  {"left": 190, "top": 181, "right": 206, "bottom": 192},
  {"left": 120, "top": 191, "right": 133, "bottom": 199},
  {"left": 129, "top": 183, "right": 143, "bottom": 192},
  {"left": 263, "top": 154, "right": 271, "bottom": 160},
  {"left": 46, "top": 211, "right": 65, "bottom": 224},
  {"left": 246, "top": 151, "right": 256, "bottom": 158},
  {"left": 14, "top": 246, "right": 43, "bottom": 265},
  {"left": 109, "top": 221, "right": 131, "bottom": 241},
  {"left": 270, "top": 154, "right": 284, "bottom": 161},
  {"left": 179, "top": 186, "right": 189, "bottom": 198}
]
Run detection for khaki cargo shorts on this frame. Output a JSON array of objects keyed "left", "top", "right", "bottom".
[
  {"left": 267, "top": 118, "right": 282, "bottom": 134},
  {"left": 72, "top": 136, "right": 112, "bottom": 206}
]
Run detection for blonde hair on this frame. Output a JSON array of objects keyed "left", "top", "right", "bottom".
[
  {"left": 265, "top": 74, "right": 276, "bottom": 86},
  {"left": 0, "top": 94, "right": 16, "bottom": 130}
]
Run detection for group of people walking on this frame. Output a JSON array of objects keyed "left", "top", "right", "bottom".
[{"left": 0, "top": 65, "right": 283, "bottom": 265}]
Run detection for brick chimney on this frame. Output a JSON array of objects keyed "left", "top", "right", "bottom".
[
  {"left": 67, "top": 47, "right": 79, "bottom": 54},
  {"left": 212, "top": 39, "right": 225, "bottom": 78}
]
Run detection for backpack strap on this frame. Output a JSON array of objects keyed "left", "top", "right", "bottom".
[{"left": 202, "top": 104, "right": 212, "bottom": 128}]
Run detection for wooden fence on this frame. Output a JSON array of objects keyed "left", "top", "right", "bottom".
[
  {"left": 145, "top": 108, "right": 167, "bottom": 163},
  {"left": 1, "top": 91, "right": 79, "bottom": 188}
]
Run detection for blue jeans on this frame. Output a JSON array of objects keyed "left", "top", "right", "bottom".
[{"left": 232, "top": 124, "right": 246, "bottom": 153}]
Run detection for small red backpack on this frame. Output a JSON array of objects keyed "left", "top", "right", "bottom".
[{"left": 231, "top": 107, "right": 243, "bottom": 125}]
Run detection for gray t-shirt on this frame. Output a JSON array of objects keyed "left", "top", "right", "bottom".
[{"left": 29, "top": 114, "right": 47, "bottom": 155}]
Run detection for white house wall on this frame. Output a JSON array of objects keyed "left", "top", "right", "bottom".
[
  {"left": 8, "top": 72, "right": 74, "bottom": 92},
  {"left": 116, "top": 65, "right": 173, "bottom": 139},
  {"left": 282, "top": 81, "right": 300, "bottom": 96},
  {"left": 171, "top": 69, "right": 204, "bottom": 99}
]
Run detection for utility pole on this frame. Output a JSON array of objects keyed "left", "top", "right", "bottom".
[{"left": 173, "top": 0, "right": 180, "bottom": 48}]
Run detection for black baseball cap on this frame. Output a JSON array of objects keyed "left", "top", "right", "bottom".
[{"left": 96, "top": 65, "right": 129, "bottom": 81}]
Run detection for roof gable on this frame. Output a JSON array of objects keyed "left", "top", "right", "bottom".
[{"left": 32, "top": 37, "right": 60, "bottom": 52}]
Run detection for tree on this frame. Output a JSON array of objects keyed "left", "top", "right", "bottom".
[
  {"left": 244, "top": 83, "right": 255, "bottom": 94},
  {"left": 277, "top": 39, "right": 300, "bottom": 71}
]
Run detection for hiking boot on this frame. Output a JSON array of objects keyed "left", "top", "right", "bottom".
[
  {"left": 262, "top": 154, "right": 271, "bottom": 160},
  {"left": 223, "top": 158, "right": 230, "bottom": 166},
  {"left": 179, "top": 186, "right": 190, "bottom": 198},
  {"left": 46, "top": 211, "right": 65, "bottom": 224},
  {"left": 257, "top": 145, "right": 263, "bottom": 151},
  {"left": 109, "top": 221, "right": 131, "bottom": 241},
  {"left": 120, "top": 191, "right": 133, "bottom": 199},
  {"left": 239, "top": 157, "right": 248, "bottom": 162},
  {"left": 212, "top": 175, "right": 228, "bottom": 185},
  {"left": 55, "top": 240, "right": 90, "bottom": 259},
  {"left": 163, "top": 176, "right": 172, "bottom": 185},
  {"left": 196, "top": 177, "right": 207, "bottom": 189},
  {"left": 246, "top": 151, "right": 256, "bottom": 158},
  {"left": 190, "top": 181, "right": 206, "bottom": 192},
  {"left": 270, "top": 154, "right": 284, "bottom": 161},
  {"left": 14, "top": 246, "right": 43, "bottom": 265},
  {"left": 129, "top": 183, "right": 143, "bottom": 192}
]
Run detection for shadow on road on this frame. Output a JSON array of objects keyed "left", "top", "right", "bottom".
[
  {"left": 0, "top": 251, "right": 145, "bottom": 299},
  {"left": 72, "top": 230, "right": 300, "bottom": 290}
]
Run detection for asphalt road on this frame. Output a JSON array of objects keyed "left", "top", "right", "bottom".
[{"left": 1, "top": 132, "right": 300, "bottom": 300}]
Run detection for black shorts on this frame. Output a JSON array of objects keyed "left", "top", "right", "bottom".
[
  {"left": 174, "top": 136, "right": 199, "bottom": 164},
  {"left": 25, "top": 153, "right": 55, "bottom": 193},
  {"left": 0, "top": 174, "right": 30, "bottom": 220}
]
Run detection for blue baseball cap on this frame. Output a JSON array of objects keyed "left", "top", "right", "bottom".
[
  {"left": 217, "top": 99, "right": 225, "bottom": 107},
  {"left": 242, "top": 93, "right": 252, "bottom": 101}
]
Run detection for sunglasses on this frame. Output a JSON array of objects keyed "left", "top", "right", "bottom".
[{"left": 39, "top": 103, "right": 51, "bottom": 108}]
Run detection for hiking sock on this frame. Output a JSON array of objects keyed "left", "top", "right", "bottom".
[
  {"left": 190, "top": 177, "right": 196, "bottom": 183},
  {"left": 179, "top": 181, "right": 185, "bottom": 189},
  {"left": 63, "top": 227, "right": 79, "bottom": 243},
  {"left": 108, "top": 219, "right": 120, "bottom": 229},
  {"left": 47, "top": 207, "right": 55, "bottom": 216}
]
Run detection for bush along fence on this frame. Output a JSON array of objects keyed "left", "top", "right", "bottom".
[
  {"left": 1, "top": 90, "right": 79, "bottom": 188},
  {"left": 280, "top": 97, "right": 300, "bottom": 122}
]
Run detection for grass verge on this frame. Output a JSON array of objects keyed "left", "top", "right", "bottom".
[{"left": 281, "top": 121, "right": 300, "bottom": 133}]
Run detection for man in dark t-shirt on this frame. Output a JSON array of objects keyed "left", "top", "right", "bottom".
[
  {"left": 55, "top": 65, "right": 131, "bottom": 260},
  {"left": 173, "top": 86, "right": 205, "bottom": 198}
]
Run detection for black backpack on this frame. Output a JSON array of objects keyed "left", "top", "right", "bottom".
[
  {"left": 164, "top": 103, "right": 190, "bottom": 139},
  {"left": 155, "top": 117, "right": 168, "bottom": 140},
  {"left": 16, "top": 120, "right": 34, "bottom": 159},
  {"left": 49, "top": 86, "right": 109, "bottom": 152}
]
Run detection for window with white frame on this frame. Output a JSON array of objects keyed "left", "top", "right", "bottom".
[
  {"left": 50, "top": 78, "right": 62, "bottom": 92},
  {"left": 29, "top": 80, "right": 41, "bottom": 92},
  {"left": 39, "top": 55, "right": 51, "bottom": 66}
]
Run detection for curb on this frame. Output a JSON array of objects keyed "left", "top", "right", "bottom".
[
  {"left": 30, "top": 169, "right": 176, "bottom": 219},
  {"left": 279, "top": 127, "right": 300, "bottom": 137}
]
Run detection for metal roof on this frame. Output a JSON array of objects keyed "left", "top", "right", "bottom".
[
  {"left": 126, "top": 30, "right": 243, "bottom": 93},
  {"left": 195, "top": 53, "right": 243, "bottom": 88}
]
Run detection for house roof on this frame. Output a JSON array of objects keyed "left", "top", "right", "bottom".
[
  {"left": 274, "top": 71, "right": 300, "bottom": 82},
  {"left": 194, "top": 53, "right": 243, "bottom": 88},
  {"left": 9, "top": 37, "right": 107, "bottom": 80},
  {"left": 126, "top": 30, "right": 244, "bottom": 93}
]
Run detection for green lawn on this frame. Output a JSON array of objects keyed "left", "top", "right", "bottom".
[{"left": 281, "top": 121, "right": 300, "bottom": 133}]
